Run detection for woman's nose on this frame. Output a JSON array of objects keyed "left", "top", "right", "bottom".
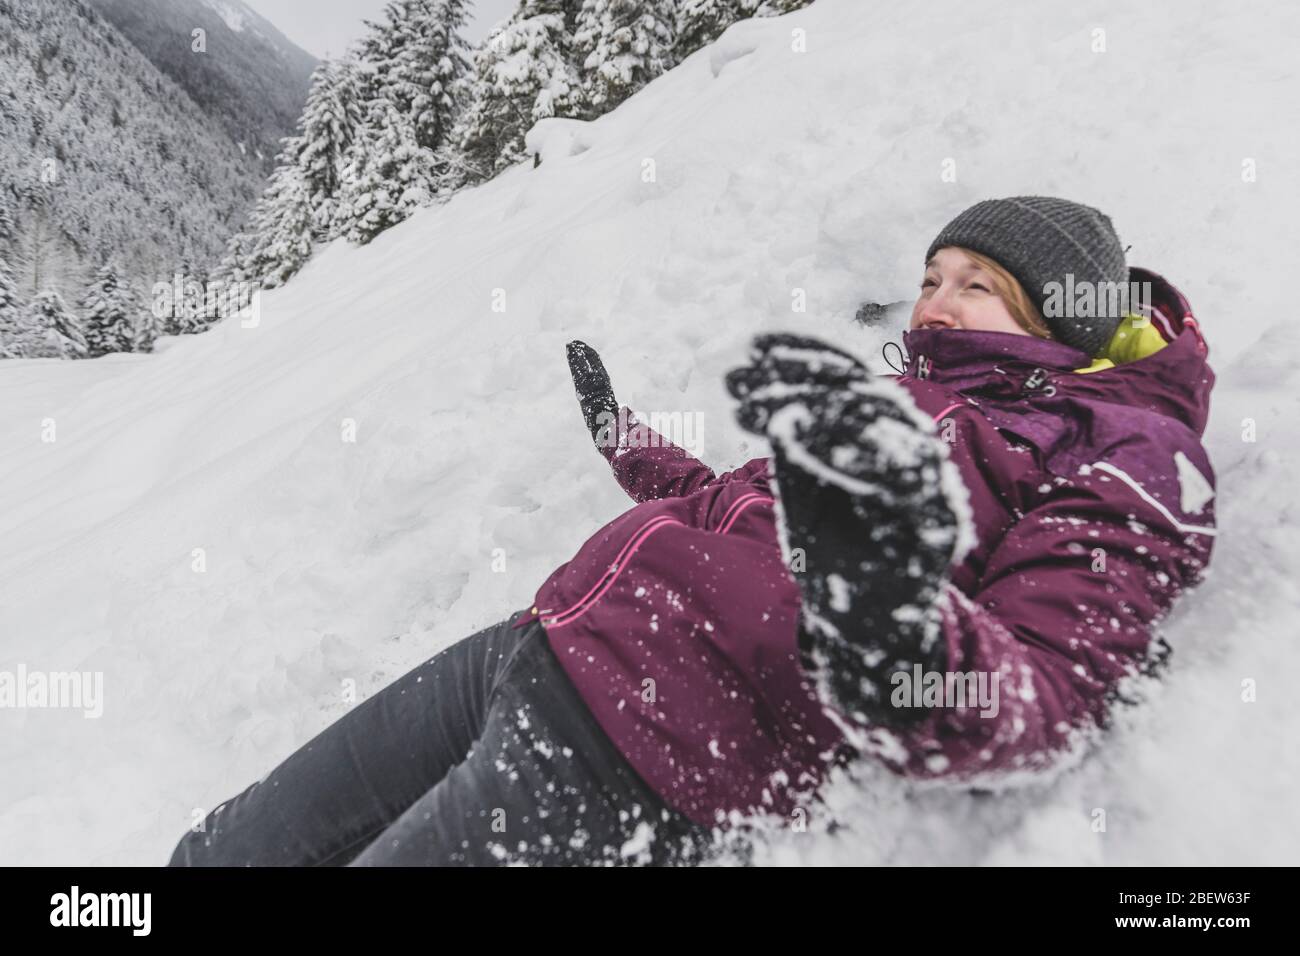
[{"left": 918, "top": 303, "right": 959, "bottom": 330}]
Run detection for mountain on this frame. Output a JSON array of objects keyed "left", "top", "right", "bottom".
[
  {"left": 0, "top": 0, "right": 1296, "bottom": 866},
  {"left": 0, "top": 0, "right": 264, "bottom": 306},
  {"left": 86, "top": 0, "right": 317, "bottom": 171}
]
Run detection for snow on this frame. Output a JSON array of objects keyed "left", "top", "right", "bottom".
[
  {"left": 1174, "top": 449, "right": 1215, "bottom": 514},
  {"left": 204, "top": 0, "right": 247, "bottom": 34},
  {"left": 2, "top": 0, "right": 1298, "bottom": 865}
]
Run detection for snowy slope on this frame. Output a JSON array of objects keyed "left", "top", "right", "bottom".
[{"left": 2, "top": 0, "right": 1297, "bottom": 865}]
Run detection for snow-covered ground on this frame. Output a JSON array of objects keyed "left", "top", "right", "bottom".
[{"left": 2, "top": 0, "right": 1297, "bottom": 865}]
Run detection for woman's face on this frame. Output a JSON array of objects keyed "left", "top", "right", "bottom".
[{"left": 909, "top": 247, "right": 1030, "bottom": 336}]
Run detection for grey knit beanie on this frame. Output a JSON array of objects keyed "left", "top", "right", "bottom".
[{"left": 925, "top": 196, "right": 1129, "bottom": 356}]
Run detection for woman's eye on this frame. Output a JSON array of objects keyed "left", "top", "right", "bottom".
[
  {"left": 921, "top": 277, "right": 938, "bottom": 288},
  {"left": 969, "top": 282, "right": 990, "bottom": 292}
]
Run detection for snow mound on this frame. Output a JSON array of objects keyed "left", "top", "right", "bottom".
[{"left": 1, "top": 0, "right": 1297, "bottom": 864}]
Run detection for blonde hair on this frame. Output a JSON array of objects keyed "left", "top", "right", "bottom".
[{"left": 958, "top": 248, "right": 1054, "bottom": 340}]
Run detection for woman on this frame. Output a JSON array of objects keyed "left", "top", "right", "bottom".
[{"left": 168, "top": 196, "right": 1216, "bottom": 866}]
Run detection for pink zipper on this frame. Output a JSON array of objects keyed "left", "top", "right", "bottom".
[
  {"left": 543, "top": 492, "right": 774, "bottom": 630},
  {"left": 718, "top": 491, "right": 772, "bottom": 532},
  {"left": 543, "top": 514, "right": 682, "bottom": 628}
]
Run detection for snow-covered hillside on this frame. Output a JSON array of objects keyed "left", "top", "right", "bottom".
[
  {"left": 88, "top": 0, "right": 317, "bottom": 173},
  {"left": 1, "top": 0, "right": 1297, "bottom": 865},
  {"left": 0, "top": 0, "right": 264, "bottom": 305}
]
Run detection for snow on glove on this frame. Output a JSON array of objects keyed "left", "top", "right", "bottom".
[
  {"left": 566, "top": 340, "right": 620, "bottom": 450},
  {"left": 727, "top": 334, "right": 970, "bottom": 728},
  {"left": 723, "top": 333, "right": 872, "bottom": 435}
]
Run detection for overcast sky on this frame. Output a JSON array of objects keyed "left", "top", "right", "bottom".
[{"left": 247, "top": 0, "right": 520, "bottom": 59}]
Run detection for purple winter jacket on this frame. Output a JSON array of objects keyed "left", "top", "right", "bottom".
[{"left": 513, "top": 267, "right": 1217, "bottom": 828}]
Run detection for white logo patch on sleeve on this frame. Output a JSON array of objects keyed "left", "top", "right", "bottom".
[{"left": 1174, "top": 451, "right": 1215, "bottom": 515}]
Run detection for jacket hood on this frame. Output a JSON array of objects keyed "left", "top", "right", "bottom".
[{"left": 899, "top": 267, "right": 1215, "bottom": 437}]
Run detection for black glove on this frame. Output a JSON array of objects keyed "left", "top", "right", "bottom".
[
  {"left": 566, "top": 340, "right": 619, "bottom": 450},
  {"left": 727, "top": 334, "right": 963, "bottom": 727},
  {"left": 723, "top": 333, "right": 871, "bottom": 435}
]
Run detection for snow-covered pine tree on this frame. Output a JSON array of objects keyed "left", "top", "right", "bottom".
[
  {"left": 573, "top": 0, "right": 676, "bottom": 113},
  {"left": 213, "top": 230, "right": 254, "bottom": 288},
  {"left": 674, "top": 1, "right": 811, "bottom": 61},
  {"left": 8, "top": 196, "right": 85, "bottom": 302},
  {"left": 331, "top": 0, "right": 472, "bottom": 242},
  {"left": 131, "top": 297, "right": 162, "bottom": 353},
  {"left": 297, "top": 58, "right": 364, "bottom": 241},
  {"left": 19, "top": 288, "right": 87, "bottom": 358},
  {"left": 0, "top": 201, "right": 14, "bottom": 255},
  {"left": 81, "top": 265, "right": 138, "bottom": 356},
  {"left": 375, "top": 0, "right": 472, "bottom": 152},
  {"left": 675, "top": 0, "right": 751, "bottom": 60},
  {"left": 176, "top": 269, "right": 213, "bottom": 335},
  {"left": 452, "top": 0, "right": 588, "bottom": 183},
  {"left": 234, "top": 139, "right": 316, "bottom": 289},
  {"left": 215, "top": 58, "right": 352, "bottom": 287},
  {"left": 0, "top": 256, "right": 23, "bottom": 358},
  {"left": 337, "top": 97, "right": 437, "bottom": 244},
  {"left": 132, "top": 320, "right": 157, "bottom": 353},
  {"left": 755, "top": 0, "right": 814, "bottom": 14}
]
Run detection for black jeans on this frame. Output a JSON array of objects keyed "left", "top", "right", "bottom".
[{"left": 167, "top": 611, "right": 717, "bottom": 866}]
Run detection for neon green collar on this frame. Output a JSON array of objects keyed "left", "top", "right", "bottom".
[{"left": 1074, "top": 314, "right": 1170, "bottom": 374}]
